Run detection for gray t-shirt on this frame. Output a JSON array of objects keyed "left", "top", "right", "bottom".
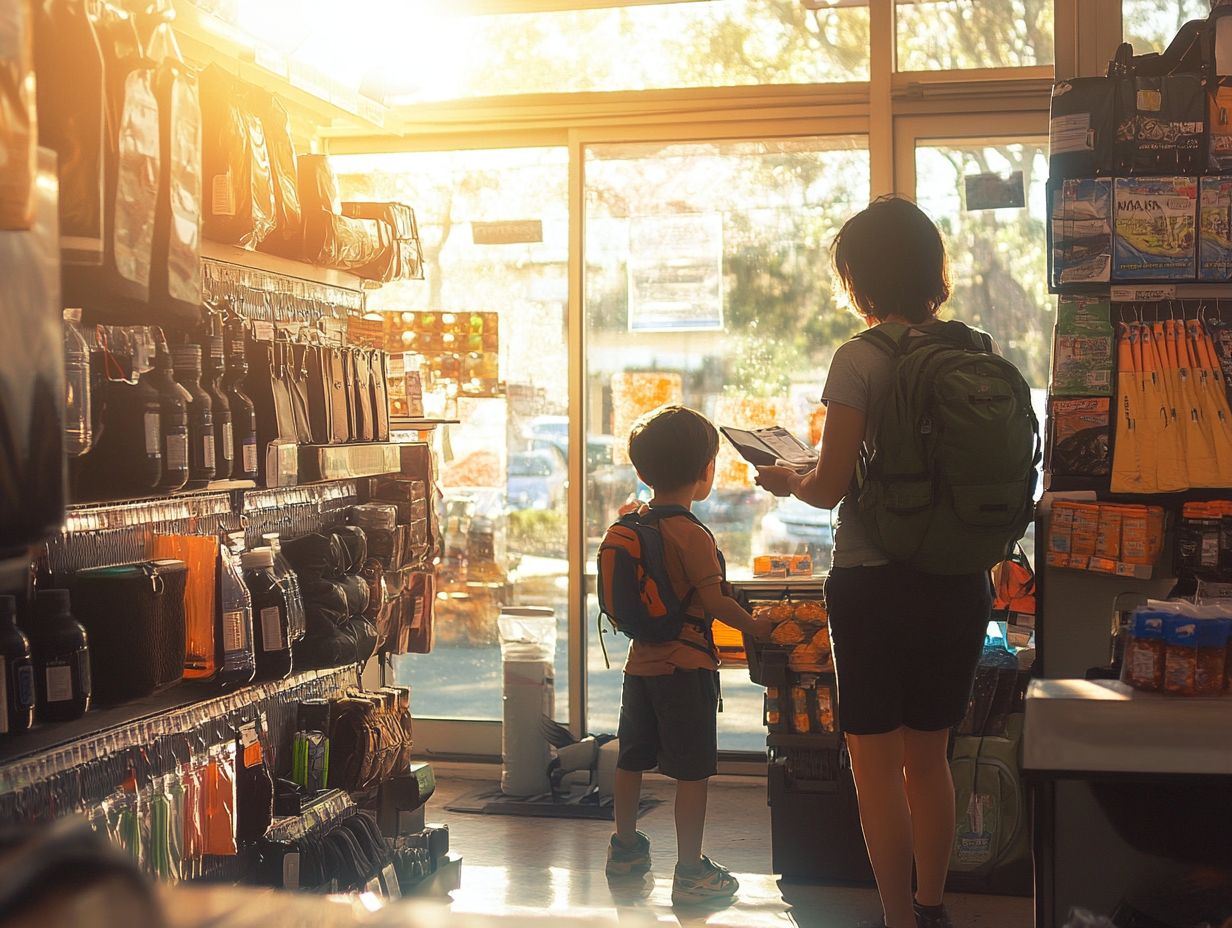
[{"left": 820, "top": 335, "right": 894, "bottom": 568}]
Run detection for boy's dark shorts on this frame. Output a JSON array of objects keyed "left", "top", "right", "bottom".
[
  {"left": 824, "top": 564, "right": 992, "bottom": 736},
  {"left": 617, "top": 668, "right": 718, "bottom": 781}
]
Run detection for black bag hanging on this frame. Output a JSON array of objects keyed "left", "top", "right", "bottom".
[
  {"left": 1114, "top": 73, "right": 1206, "bottom": 174},
  {"left": 254, "top": 91, "right": 303, "bottom": 260},
  {"left": 33, "top": 0, "right": 106, "bottom": 266},
  {"left": 328, "top": 346, "right": 351, "bottom": 444},
  {"left": 306, "top": 342, "right": 333, "bottom": 444},
  {"left": 1048, "top": 78, "right": 1118, "bottom": 179},
  {"left": 65, "top": 5, "right": 161, "bottom": 321},
  {"left": 287, "top": 342, "right": 314, "bottom": 445},
  {"left": 235, "top": 720, "right": 274, "bottom": 846},
  {"left": 199, "top": 64, "right": 276, "bottom": 250},
  {"left": 147, "top": 22, "right": 202, "bottom": 326},
  {"left": 370, "top": 350, "right": 390, "bottom": 441}
]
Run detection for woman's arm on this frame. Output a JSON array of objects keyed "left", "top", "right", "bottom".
[{"left": 755, "top": 401, "right": 866, "bottom": 511}]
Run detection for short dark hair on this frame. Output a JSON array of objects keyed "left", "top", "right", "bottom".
[
  {"left": 627, "top": 405, "right": 718, "bottom": 492},
  {"left": 831, "top": 196, "right": 951, "bottom": 325}
]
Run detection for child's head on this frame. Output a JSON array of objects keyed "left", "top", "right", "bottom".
[{"left": 628, "top": 405, "right": 718, "bottom": 498}]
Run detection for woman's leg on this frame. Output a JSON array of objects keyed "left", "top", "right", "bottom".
[
  {"left": 902, "top": 726, "right": 956, "bottom": 908},
  {"left": 847, "top": 728, "right": 914, "bottom": 928}
]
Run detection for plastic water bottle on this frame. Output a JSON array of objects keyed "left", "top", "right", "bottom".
[{"left": 63, "top": 312, "right": 92, "bottom": 457}]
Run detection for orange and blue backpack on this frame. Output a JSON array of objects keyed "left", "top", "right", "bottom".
[{"left": 596, "top": 505, "right": 722, "bottom": 663}]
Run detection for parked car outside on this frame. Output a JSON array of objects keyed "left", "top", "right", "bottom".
[
  {"left": 760, "top": 495, "right": 834, "bottom": 566},
  {"left": 507, "top": 449, "right": 567, "bottom": 511}
]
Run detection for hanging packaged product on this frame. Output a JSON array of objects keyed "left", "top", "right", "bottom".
[
  {"left": 33, "top": 0, "right": 105, "bottom": 263},
  {"left": 241, "top": 547, "right": 293, "bottom": 682},
  {"left": 1199, "top": 176, "right": 1232, "bottom": 281},
  {"left": 153, "top": 534, "right": 218, "bottom": 681},
  {"left": 1048, "top": 78, "right": 1118, "bottom": 180},
  {"left": 286, "top": 343, "right": 314, "bottom": 445},
  {"left": 1046, "top": 396, "right": 1111, "bottom": 478},
  {"left": 0, "top": 0, "right": 36, "bottom": 231},
  {"left": 235, "top": 719, "right": 274, "bottom": 846},
  {"left": 0, "top": 147, "right": 66, "bottom": 549},
  {"left": 200, "top": 334, "right": 234, "bottom": 481},
  {"left": 0, "top": 595, "right": 35, "bottom": 735},
  {"left": 262, "top": 533, "right": 305, "bottom": 643},
  {"left": 204, "top": 741, "right": 239, "bottom": 857},
  {"left": 299, "top": 154, "right": 386, "bottom": 270},
  {"left": 63, "top": 311, "right": 94, "bottom": 457},
  {"left": 1050, "top": 296, "right": 1113, "bottom": 395},
  {"left": 1049, "top": 178, "right": 1112, "bottom": 289},
  {"left": 216, "top": 539, "right": 256, "bottom": 687},
  {"left": 64, "top": 5, "right": 160, "bottom": 317},
  {"left": 252, "top": 91, "right": 302, "bottom": 259},
  {"left": 147, "top": 23, "right": 202, "bottom": 325},
  {"left": 198, "top": 64, "right": 275, "bottom": 250},
  {"left": 341, "top": 202, "right": 422, "bottom": 282},
  {"left": 1112, "top": 177, "right": 1197, "bottom": 281},
  {"left": 140, "top": 335, "right": 190, "bottom": 492},
  {"left": 223, "top": 328, "right": 258, "bottom": 480},
  {"left": 1121, "top": 608, "right": 1166, "bottom": 691},
  {"left": 68, "top": 559, "right": 186, "bottom": 703},
  {"left": 1115, "top": 75, "right": 1205, "bottom": 175},
  {"left": 172, "top": 344, "right": 216, "bottom": 489},
  {"left": 1208, "top": 81, "right": 1232, "bottom": 174}
]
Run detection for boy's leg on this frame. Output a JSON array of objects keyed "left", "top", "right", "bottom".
[
  {"left": 673, "top": 776, "right": 708, "bottom": 868},
  {"left": 614, "top": 767, "right": 643, "bottom": 843}
]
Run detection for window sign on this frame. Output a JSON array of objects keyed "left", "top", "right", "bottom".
[{"left": 627, "top": 214, "right": 724, "bottom": 332}]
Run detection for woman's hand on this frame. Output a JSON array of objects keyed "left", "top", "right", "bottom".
[{"left": 755, "top": 465, "right": 799, "bottom": 498}]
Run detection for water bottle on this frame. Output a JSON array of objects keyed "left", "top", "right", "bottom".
[
  {"left": 63, "top": 312, "right": 92, "bottom": 457},
  {"left": 29, "top": 589, "right": 91, "bottom": 722},
  {"left": 241, "top": 548, "right": 293, "bottom": 682},
  {"left": 0, "top": 596, "right": 35, "bottom": 735},
  {"left": 216, "top": 540, "right": 256, "bottom": 688}
]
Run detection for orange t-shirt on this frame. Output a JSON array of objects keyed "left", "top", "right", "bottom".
[{"left": 624, "top": 511, "right": 723, "bottom": 676}]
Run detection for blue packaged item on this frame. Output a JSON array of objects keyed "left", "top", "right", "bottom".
[
  {"left": 1200, "top": 177, "right": 1232, "bottom": 282},
  {"left": 1050, "top": 178, "right": 1112, "bottom": 289},
  {"left": 1113, "top": 177, "right": 1197, "bottom": 281}
]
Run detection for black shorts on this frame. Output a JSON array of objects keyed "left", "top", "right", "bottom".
[
  {"left": 825, "top": 565, "right": 992, "bottom": 736},
  {"left": 617, "top": 669, "right": 719, "bottom": 781}
]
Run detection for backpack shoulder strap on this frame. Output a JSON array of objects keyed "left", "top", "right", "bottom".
[{"left": 854, "top": 324, "right": 905, "bottom": 358}]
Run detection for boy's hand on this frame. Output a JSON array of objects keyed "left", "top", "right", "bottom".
[
  {"left": 751, "top": 616, "right": 775, "bottom": 641},
  {"left": 755, "top": 465, "right": 798, "bottom": 498},
  {"left": 618, "top": 496, "right": 649, "bottom": 516}
]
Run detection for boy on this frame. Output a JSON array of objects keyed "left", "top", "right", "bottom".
[{"left": 606, "top": 405, "right": 773, "bottom": 906}]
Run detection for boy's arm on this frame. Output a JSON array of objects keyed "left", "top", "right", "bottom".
[{"left": 697, "top": 583, "right": 773, "bottom": 640}]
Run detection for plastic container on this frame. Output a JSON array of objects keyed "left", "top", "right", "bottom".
[
  {"left": 1193, "top": 618, "right": 1230, "bottom": 696},
  {"left": 223, "top": 337, "right": 257, "bottom": 480},
  {"left": 0, "top": 596, "right": 35, "bottom": 735},
  {"left": 262, "top": 533, "right": 305, "bottom": 643},
  {"left": 1163, "top": 614, "right": 1201, "bottom": 696},
  {"left": 201, "top": 334, "right": 234, "bottom": 481},
  {"left": 172, "top": 345, "right": 215, "bottom": 489},
  {"left": 142, "top": 340, "right": 190, "bottom": 492},
  {"left": 63, "top": 314, "right": 92, "bottom": 457},
  {"left": 241, "top": 547, "right": 292, "bottom": 682},
  {"left": 1121, "top": 609, "right": 1167, "bottom": 692},
  {"left": 216, "top": 542, "right": 256, "bottom": 687},
  {"left": 29, "top": 589, "right": 90, "bottom": 722},
  {"left": 499, "top": 607, "right": 555, "bottom": 796}
]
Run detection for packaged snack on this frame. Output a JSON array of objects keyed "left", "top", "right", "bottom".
[
  {"left": 1095, "top": 505, "right": 1123, "bottom": 559},
  {"left": 1070, "top": 503, "right": 1101, "bottom": 558},
  {"left": 1163, "top": 614, "right": 1200, "bottom": 695},
  {"left": 815, "top": 686, "right": 835, "bottom": 733},
  {"left": 770, "top": 621, "right": 804, "bottom": 646},
  {"left": 1047, "top": 398, "right": 1111, "bottom": 477},
  {"left": 1050, "top": 178, "right": 1113, "bottom": 288},
  {"left": 1194, "top": 618, "right": 1230, "bottom": 695},
  {"left": 1199, "top": 177, "right": 1232, "bottom": 282},
  {"left": 764, "top": 688, "right": 781, "bottom": 729},
  {"left": 791, "top": 687, "right": 809, "bottom": 733},
  {"left": 1047, "top": 501, "right": 1075, "bottom": 567},
  {"left": 1177, "top": 502, "right": 1222, "bottom": 574},
  {"left": 1121, "top": 609, "right": 1166, "bottom": 691},
  {"left": 1051, "top": 296, "right": 1113, "bottom": 395},
  {"left": 1120, "top": 505, "right": 1165, "bottom": 565},
  {"left": 1112, "top": 177, "right": 1197, "bottom": 281}
]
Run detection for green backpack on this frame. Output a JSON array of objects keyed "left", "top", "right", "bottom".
[{"left": 854, "top": 321, "right": 1040, "bottom": 575}]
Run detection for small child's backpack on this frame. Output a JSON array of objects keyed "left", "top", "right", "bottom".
[{"left": 596, "top": 505, "right": 718, "bottom": 661}]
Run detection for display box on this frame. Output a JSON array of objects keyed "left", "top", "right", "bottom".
[
  {"left": 1046, "top": 396, "right": 1111, "bottom": 478},
  {"left": 1051, "top": 295, "right": 1113, "bottom": 396},
  {"left": 1050, "top": 178, "right": 1113, "bottom": 289},
  {"left": 1199, "top": 177, "right": 1232, "bottom": 282},
  {"left": 1112, "top": 176, "right": 1197, "bottom": 281}
]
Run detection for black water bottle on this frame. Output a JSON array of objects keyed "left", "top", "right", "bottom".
[
  {"left": 30, "top": 589, "right": 91, "bottom": 722},
  {"left": 201, "top": 334, "right": 234, "bottom": 481},
  {"left": 142, "top": 341, "right": 190, "bottom": 492},
  {"left": 223, "top": 338, "right": 258, "bottom": 480},
  {"left": 0, "top": 596, "right": 35, "bottom": 735},
  {"left": 172, "top": 345, "right": 216, "bottom": 490},
  {"left": 241, "top": 548, "right": 293, "bottom": 681}
]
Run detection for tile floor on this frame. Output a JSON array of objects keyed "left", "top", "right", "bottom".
[{"left": 424, "top": 770, "right": 1033, "bottom": 928}]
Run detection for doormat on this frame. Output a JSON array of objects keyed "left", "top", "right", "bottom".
[{"left": 445, "top": 786, "right": 660, "bottom": 821}]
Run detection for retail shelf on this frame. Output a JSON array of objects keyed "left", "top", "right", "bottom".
[
  {"left": 0, "top": 665, "right": 358, "bottom": 771},
  {"left": 67, "top": 479, "right": 257, "bottom": 512},
  {"left": 298, "top": 442, "right": 402, "bottom": 483},
  {"left": 390, "top": 418, "right": 461, "bottom": 429},
  {"left": 1023, "top": 678, "right": 1232, "bottom": 776},
  {"left": 202, "top": 241, "right": 368, "bottom": 294}
]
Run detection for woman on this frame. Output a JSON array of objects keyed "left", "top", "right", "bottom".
[{"left": 756, "top": 196, "right": 992, "bottom": 928}]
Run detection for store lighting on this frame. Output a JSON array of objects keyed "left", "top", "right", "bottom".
[
  {"left": 401, "top": 331, "right": 414, "bottom": 344},
  {"left": 401, "top": 312, "right": 414, "bottom": 323},
  {"left": 442, "top": 313, "right": 457, "bottom": 325},
  {"left": 362, "top": 311, "right": 383, "bottom": 321}
]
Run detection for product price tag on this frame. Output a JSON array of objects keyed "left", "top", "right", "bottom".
[
  {"left": 211, "top": 173, "right": 237, "bottom": 218},
  {"left": 167, "top": 433, "right": 188, "bottom": 471},
  {"left": 252, "top": 321, "right": 275, "bottom": 342},
  {"left": 243, "top": 440, "right": 258, "bottom": 475},
  {"left": 283, "top": 851, "right": 300, "bottom": 890},
  {"left": 261, "top": 606, "right": 283, "bottom": 653},
  {"left": 144, "top": 412, "right": 161, "bottom": 457},
  {"left": 381, "top": 864, "right": 401, "bottom": 899},
  {"left": 222, "top": 429, "right": 234, "bottom": 465},
  {"left": 223, "top": 610, "right": 244, "bottom": 652},
  {"left": 203, "top": 434, "right": 215, "bottom": 469},
  {"left": 366, "top": 876, "right": 383, "bottom": 897},
  {"left": 45, "top": 663, "right": 73, "bottom": 703}
]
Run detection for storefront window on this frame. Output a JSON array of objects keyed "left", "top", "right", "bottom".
[
  {"left": 334, "top": 148, "right": 570, "bottom": 723},
  {"left": 913, "top": 138, "right": 1050, "bottom": 560},
  {"left": 583, "top": 136, "right": 871, "bottom": 750},
  {"left": 1122, "top": 0, "right": 1208, "bottom": 53},
  {"left": 896, "top": 0, "right": 1054, "bottom": 71},
  {"left": 226, "top": 0, "right": 870, "bottom": 103}
]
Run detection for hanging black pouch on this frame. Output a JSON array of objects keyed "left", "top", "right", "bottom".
[
  {"left": 68, "top": 559, "right": 186, "bottom": 702},
  {"left": 1116, "top": 74, "right": 1206, "bottom": 175},
  {"left": 1049, "top": 77, "right": 1118, "bottom": 179}
]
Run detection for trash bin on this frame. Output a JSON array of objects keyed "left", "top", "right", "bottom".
[{"left": 498, "top": 606, "right": 555, "bottom": 796}]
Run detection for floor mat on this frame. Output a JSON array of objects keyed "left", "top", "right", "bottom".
[{"left": 446, "top": 786, "right": 660, "bottom": 820}]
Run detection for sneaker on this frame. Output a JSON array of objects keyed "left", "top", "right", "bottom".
[
  {"left": 671, "top": 855, "right": 739, "bottom": 906},
  {"left": 913, "top": 902, "right": 954, "bottom": 928},
  {"left": 605, "top": 831, "right": 652, "bottom": 876}
]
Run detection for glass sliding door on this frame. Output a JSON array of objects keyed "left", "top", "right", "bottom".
[
  {"left": 333, "top": 148, "right": 571, "bottom": 730},
  {"left": 582, "top": 136, "right": 871, "bottom": 751}
]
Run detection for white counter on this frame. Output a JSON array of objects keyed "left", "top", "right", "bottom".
[{"left": 1023, "top": 678, "right": 1232, "bottom": 776}]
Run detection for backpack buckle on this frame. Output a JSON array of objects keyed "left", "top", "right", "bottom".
[{"left": 920, "top": 417, "right": 933, "bottom": 435}]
